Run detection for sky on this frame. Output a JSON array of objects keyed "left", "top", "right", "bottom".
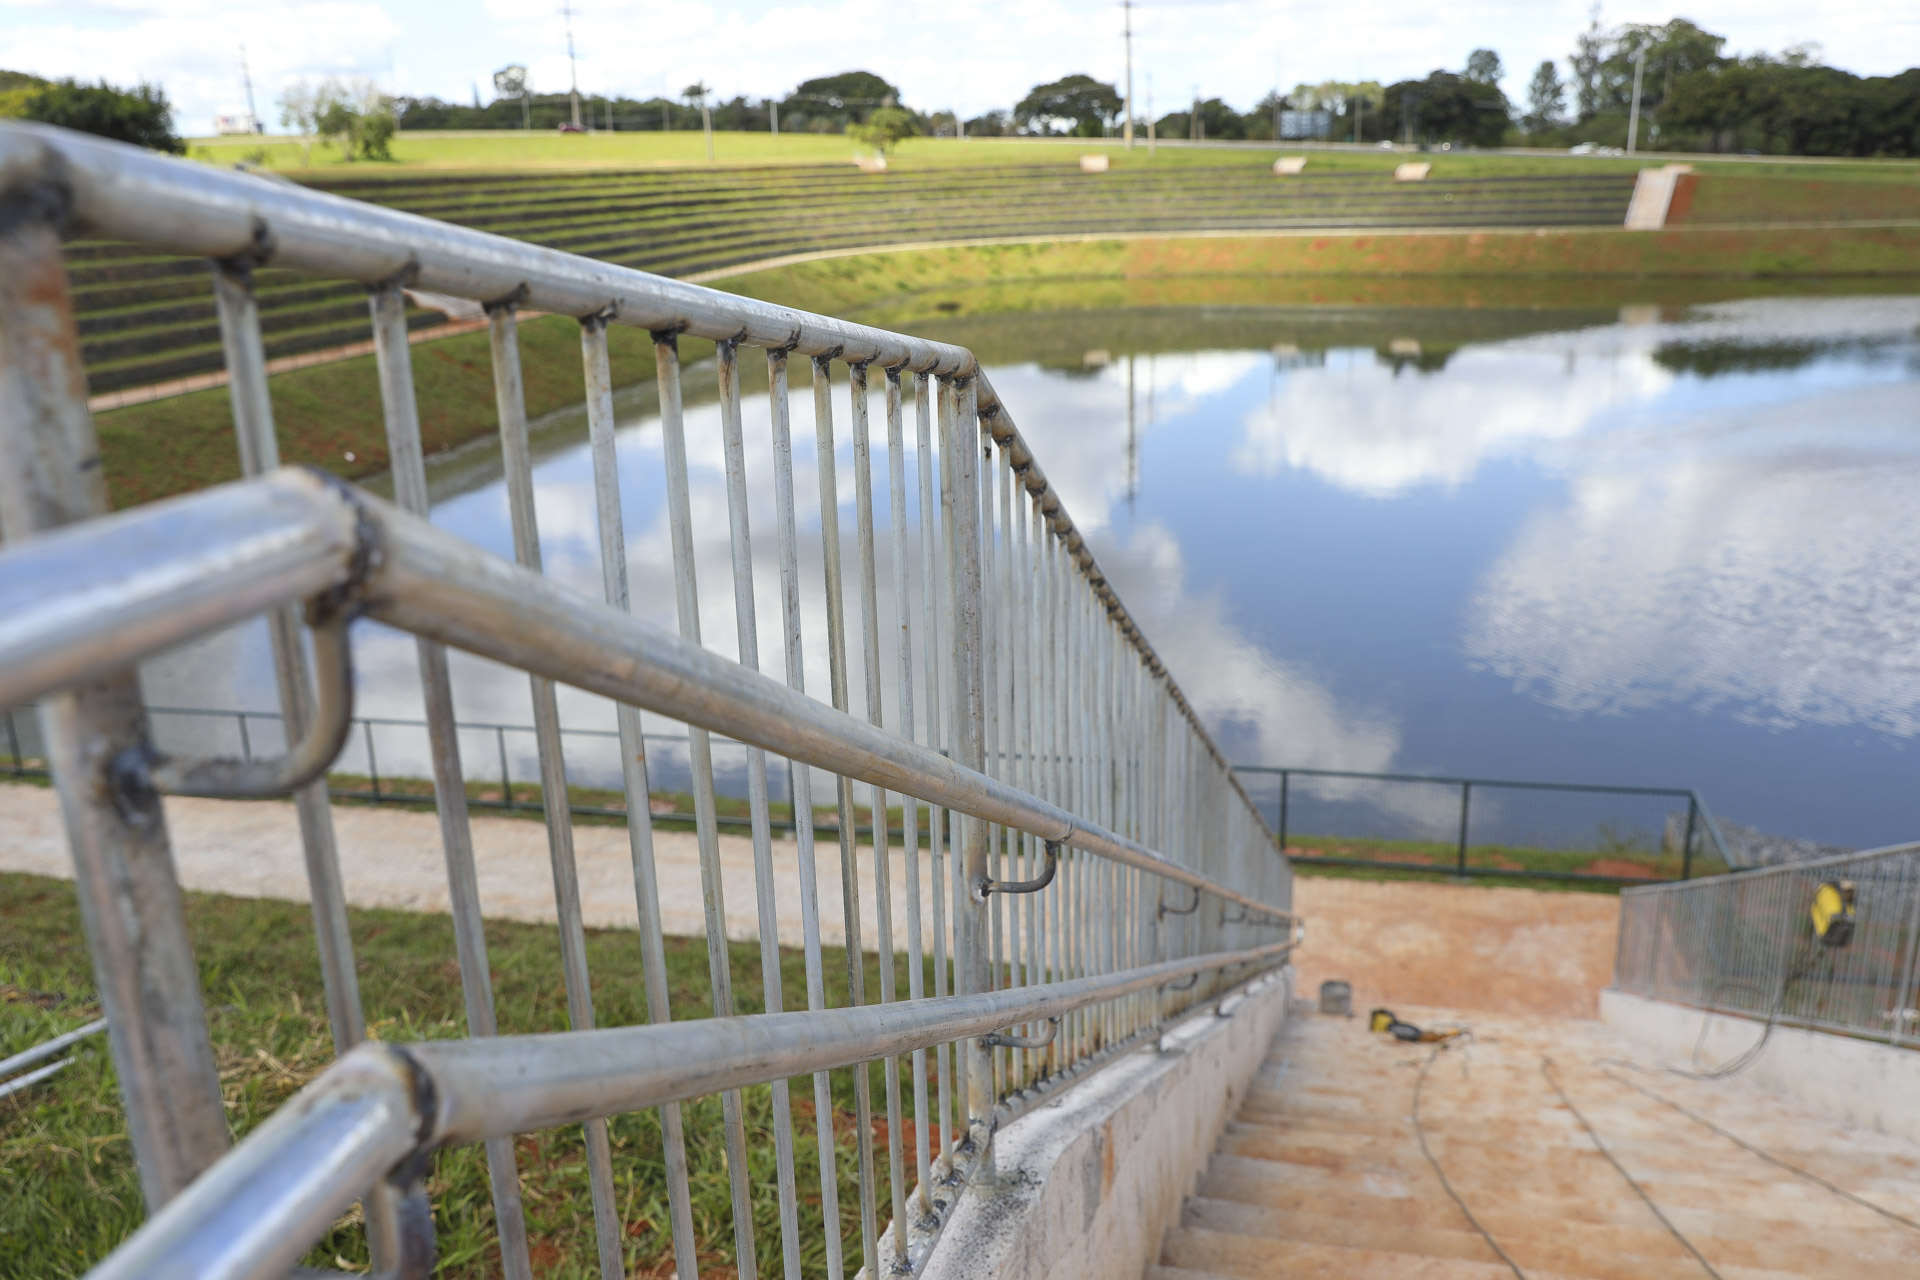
[{"left": 3, "top": 0, "right": 1913, "bottom": 136}]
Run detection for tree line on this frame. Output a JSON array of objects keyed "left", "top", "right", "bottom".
[{"left": 4, "top": 14, "right": 1915, "bottom": 161}]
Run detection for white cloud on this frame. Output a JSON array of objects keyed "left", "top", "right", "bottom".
[{"left": 1464, "top": 380, "right": 1920, "bottom": 735}]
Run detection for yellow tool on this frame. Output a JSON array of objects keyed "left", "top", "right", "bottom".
[
  {"left": 1811, "top": 880, "right": 1856, "bottom": 948},
  {"left": 1369, "top": 1008, "right": 1465, "bottom": 1043}
]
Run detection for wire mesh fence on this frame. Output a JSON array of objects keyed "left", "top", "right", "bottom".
[
  {"left": 1614, "top": 843, "right": 1920, "bottom": 1046},
  {"left": 1233, "top": 766, "right": 1736, "bottom": 883}
]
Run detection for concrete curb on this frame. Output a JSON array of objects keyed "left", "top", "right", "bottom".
[
  {"left": 1600, "top": 987, "right": 1920, "bottom": 1144},
  {"left": 920, "top": 966, "right": 1293, "bottom": 1280}
]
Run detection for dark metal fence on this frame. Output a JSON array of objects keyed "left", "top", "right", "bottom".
[{"left": 1233, "top": 765, "right": 1736, "bottom": 884}]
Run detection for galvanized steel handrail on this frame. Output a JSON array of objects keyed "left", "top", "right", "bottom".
[
  {"left": 0, "top": 120, "right": 1296, "bottom": 1280},
  {"left": 0, "top": 120, "right": 1257, "bottom": 811}
]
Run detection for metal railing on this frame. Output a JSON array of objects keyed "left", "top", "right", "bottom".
[
  {"left": 1234, "top": 765, "right": 1737, "bottom": 884},
  {"left": 0, "top": 121, "right": 1296, "bottom": 1280},
  {"left": 1614, "top": 841, "right": 1920, "bottom": 1048}
]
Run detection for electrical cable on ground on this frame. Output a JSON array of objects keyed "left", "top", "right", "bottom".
[
  {"left": 1596, "top": 1064, "right": 1920, "bottom": 1234},
  {"left": 1649, "top": 946, "right": 1830, "bottom": 1081},
  {"left": 1410, "top": 1038, "right": 1529, "bottom": 1280},
  {"left": 1540, "top": 1057, "right": 1723, "bottom": 1280}
]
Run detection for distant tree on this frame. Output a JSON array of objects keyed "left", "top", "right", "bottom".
[
  {"left": 848, "top": 105, "right": 917, "bottom": 154},
  {"left": 20, "top": 77, "right": 182, "bottom": 152},
  {"left": 1014, "top": 74, "right": 1122, "bottom": 136},
  {"left": 785, "top": 70, "right": 899, "bottom": 127},
  {"left": 1524, "top": 60, "right": 1567, "bottom": 132},
  {"left": 283, "top": 78, "right": 393, "bottom": 163},
  {"left": 0, "top": 69, "right": 50, "bottom": 119},
  {"left": 964, "top": 108, "right": 1012, "bottom": 137},
  {"left": 493, "top": 64, "right": 530, "bottom": 129},
  {"left": 1569, "top": 5, "right": 1607, "bottom": 120},
  {"left": 1382, "top": 71, "right": 1510, "bottom": 147},
  {"left": 1465, "top": 49, "right": 1504, "bottom": 85},
  {"left": 1193, "top": 97, "right": 1246, "bottom": 140}
]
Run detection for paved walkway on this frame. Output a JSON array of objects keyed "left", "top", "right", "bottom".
[
  {"left": 1153, "top": 1008, "right": 1920, "bottom": 1279},
  {"left": 0, "top": 782, "right": 935, "bottom": 950}
]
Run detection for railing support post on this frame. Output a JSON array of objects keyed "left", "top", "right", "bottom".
[
  {"left": 0, "top": 211, "right": 229, "bottom": 1208},
  {"left": 1456, "top": 781, "right": 1471, "bottom": 875},
  {"left": 1682, "top": 794, "right": 1698, "bottom": 881}
]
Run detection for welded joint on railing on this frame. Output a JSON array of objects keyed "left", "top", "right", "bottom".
[
  {"left": 975, "top": 839, "right": 1060, "bottom": 901},
  {"left": 213, "top": 217, "right": 275, "bottom": 274},
  {"left": 979, "top": 1016, "right": 1060, "bottom": 1051}
]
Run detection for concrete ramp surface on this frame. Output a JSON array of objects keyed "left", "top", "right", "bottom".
[{"left": 1150, "top": 1008, "right": 1920, "bottom": 1279}]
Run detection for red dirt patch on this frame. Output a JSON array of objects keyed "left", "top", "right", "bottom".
[{"left": 1291, "top": 876, "right": 1619, "bottom": 1019}]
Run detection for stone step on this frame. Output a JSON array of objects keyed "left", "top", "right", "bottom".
[
  {"left": 1181, "top": 1195, "right": 1917, "bottom": 1280},
  {"left": 1160, "top": 1224, "right": 1591, "bottom": 1280}
]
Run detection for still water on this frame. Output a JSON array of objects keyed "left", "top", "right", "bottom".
[{"left": 143, "top": 294, "right": 1920, "bottom": 849}]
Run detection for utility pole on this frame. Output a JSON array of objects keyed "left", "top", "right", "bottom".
[
  {"left": 563, "top": 0, "right": 582, "bottom": 129},
  {"left": 1147, "top": 77, "right": 1155, "bottom": 155},
  {"left": 1626, "top": 45, "right": 1646, "bottom": 155},
  {"left": 238, "top": 44, "right": 261, "bottom": 133},
  {"left": 770, "top": 99, "right": 779, "bottom": 136},
  {"left": 702, "top": 92, "right": 714, "bottom": 161},
  {"left": 1122, "top": 0, "right": 1135, "bottom": 149},
  {"left": 1191, "top": 85, "right": 1199, "bottom": 142}
]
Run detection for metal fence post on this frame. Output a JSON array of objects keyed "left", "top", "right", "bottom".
[
  {"left": 497, "top": 725, "right": 512, "bottom": 807},
  {"left": 364, "top": 720, "right": 381, "bottom": 798},
  {"left": 1682, "top": 793, "right": 1698, "bottom": 881},
  {"left": 1277, "top": 769, "right": 1289, "bottom": 853},
  {"left": 0, "top": 211, "right": 230, "bottom": 1207},
  {"left": 5, "top": 706, "right": 19, "bottom": 772},
  {"left": 1456, "top": 781, "right": 1471, "bottom": 874}
]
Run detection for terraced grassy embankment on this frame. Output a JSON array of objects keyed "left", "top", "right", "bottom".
[{"left": 72, "top": 163, "right": 1636, "bottom": 394}]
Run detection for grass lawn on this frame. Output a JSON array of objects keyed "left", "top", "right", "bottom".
[
  {"left": 186, "top": 130, "right": 1920, "bottom": 189},
  {"left": 0, "top": 869, "right": 946, "bottom": 1279}
]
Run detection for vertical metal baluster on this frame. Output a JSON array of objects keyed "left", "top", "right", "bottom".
[
  {"left": 653, "top": 331, "right": 759, "bottom": 1279},
  {"left": 714, "top": 338, "right": 805, "bottom": 1280},
  {"left": 976, "top": 426, "right": 1003, "bottom": 1099},
  {"left": 210, "top": 260, "right": 410, "bottom": 1264},
  {"left": 1011, "top": 462, "right": 1035, "bottom": 1082},
  {"left": 211, "top": 261, "right": 366, "bottom": 1052},
  {"left": 368, "top": 282, "right": 532, "bottom": 1280},
  {"left": 848, "top": 361, "right": 910, "bottom": 1267},
  {"left": 938, "top": 377, "right": 968, "bottom": 1148},
  {"left": 948, "top": 377, "right": 995, "bottom": 1165},
  {"left": 812, "top": 354, "right": 879, "bottom": 1274},
  {"left": 0, "top": 214, "right": 229, "bottom": 1210},
  {"left": 991, "top": 438, "right": 1019, "bottom": 1069},
  {"left": 916, "top": 373, "right": 953, "bottom": 1168},
  {"left": 487, "top": 304, "right": 623, "bottom": 1279},
  {"left": 765, "top": 349, "right": 848, "bottom": 1280},
  {"left": 1037, "top": 494, "right": 1062, "bottom": 1078},
  {"left": 579, "top": 318, "right": 699, "bottom": 1280},
  {"left": 885, "top": 367, "right": 935, "bottom": 1212}
]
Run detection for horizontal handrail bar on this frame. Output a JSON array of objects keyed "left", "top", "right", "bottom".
[
  {"left": 1620, "top": 838, "right": 1920, "bottom": 894},
  {"left": 0, "top": 123, "right": 976, "bottom": 376},
  {"left": 1233, "top": 763, "right": 1697, "bottom": 799},
  {"left": 0, "top": 468, "right": 1293, "bottom": 921},
  {"left": 89, "top": 939, "right": 1295, "bottom": 1280}
]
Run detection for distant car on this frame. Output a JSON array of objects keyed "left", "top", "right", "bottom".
[
  {"left": 1569, "top": 141, "right": 1598, "bottom": 155},
  {"left": 557, "top": 122, "right": 586, "bottom": 134},
  {"left": 1377, "top": 140, "right": 1394, "bottom": 150}
]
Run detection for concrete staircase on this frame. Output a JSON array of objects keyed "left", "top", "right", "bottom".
[{"left": 1148, "top": 1008, "right": 1920, "bottom": 1279}]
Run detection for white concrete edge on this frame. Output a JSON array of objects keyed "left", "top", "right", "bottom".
[
  {"left": 1599, "top": 987, "right": 1920, "bottom": 1145},
  {"left": 918, "top": 965, "right": 1293, "bottom": 1280}
]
